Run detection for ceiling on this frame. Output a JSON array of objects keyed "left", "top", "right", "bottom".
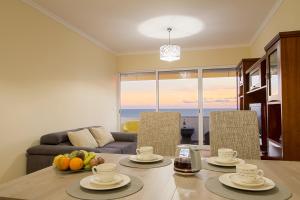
[{"left": 28, "top": 0, "right": 279, "bottom": 54}]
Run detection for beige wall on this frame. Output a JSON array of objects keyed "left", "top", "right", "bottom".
[
  {"left": 117, "top": 47, "right": 251, "bottom": 72},
  {"left": 251, "top": 0, "right": 300, "bottom": 57},
  {"left": 0, "top": 0, "right": 117, "bottom": 183},
  {"left": 1, "top": 0, "right": 299, "bottom": 185}
]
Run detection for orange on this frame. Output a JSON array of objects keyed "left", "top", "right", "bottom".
[
  {"left": 56, "top": 156, "right": 70, "bottom": 171},
  {"left": 69, "top": 157, "right": 84, "bottom": 171}
]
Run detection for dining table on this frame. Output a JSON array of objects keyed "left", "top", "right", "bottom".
[{"left": 0, "top": 153, "right": 299, "bottom": 200}]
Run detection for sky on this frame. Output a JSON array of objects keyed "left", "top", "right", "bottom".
[{"left": 120, "top": 77, "right": 237, "bottom": 109}]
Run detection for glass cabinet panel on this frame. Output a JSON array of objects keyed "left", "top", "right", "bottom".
[
  {"left": 269, "top": 50, "right": 279, "bottom": 97},
  {"left": 249, "top": 69, "right": 261, "bottom": 90}
]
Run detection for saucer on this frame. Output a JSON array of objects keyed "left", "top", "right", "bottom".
[
  {"left": 129, "top": 154, "right": 163, "bottom": 163},
  {"left": 80, "top": 174, "right": 130, "bottom": 190},
  {"left": 219, "top": 173, "right": 275, "bottom": 191},
  {"left": 215, "top": 157, "right": 238, "bottom": 164},
  {"left": 229, "top": 173, "right": 265, "bottom": 187},
  {"left": 90, "top": 174, "right": 123, "bottom": 186},
  {"left": 207, "top": 157, "right": 245, "bottom": 167},
  {"left": 137, "top": 154, "right": 157, "bottom": 161}
]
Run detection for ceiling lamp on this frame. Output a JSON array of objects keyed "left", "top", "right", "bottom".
[{"left": 160, "top": 28, "right": 181, "bottom": 62}]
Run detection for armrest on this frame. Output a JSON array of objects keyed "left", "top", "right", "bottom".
[
  {"left": 111, "top": 132, "right": 137, "bottom": 142},
  {"left": 27, "top": 144, "right": 101, "bottom": 156}
]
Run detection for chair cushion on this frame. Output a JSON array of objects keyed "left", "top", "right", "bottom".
[
  {"left": 89, "top": 127, "right": 115, "bottom": 147},
  {"left": 122, "top": 120, "right": 139, "bottom": 133},
  {"left": 67, "top": 129, "right": 98, "bottom": 148}
]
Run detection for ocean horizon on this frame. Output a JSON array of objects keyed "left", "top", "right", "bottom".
[{"left": 120, "top": 108, "right": 236, "bottom": 118}]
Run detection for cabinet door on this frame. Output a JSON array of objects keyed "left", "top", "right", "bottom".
[{"left": 267, "top": 43, "right": 281, "bottom": 102}]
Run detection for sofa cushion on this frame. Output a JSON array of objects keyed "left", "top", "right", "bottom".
[
  {"left": 40, "top": 126, "right": 101, "bottom": 145},
  {"left": 104, "top": 142, "right": 137, "bottom": 154},
  {"left": 97, "top": 147, "right": 122, "bottom": 154},
  {"left": 111, "top": 132, "right": 137, "bottom": 142},
  {"left": 40, "top": 128, "right": 85, "bottom": 145},
  {"left": 67, "top": 129, "right": 98, "bottom": 148},
  {"left": 89, "top": 127, "right": 115, "bottom": 147}
]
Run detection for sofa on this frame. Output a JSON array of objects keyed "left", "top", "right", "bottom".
[{"left": 26, "top": 126, "right": 137, "bottom": 174}]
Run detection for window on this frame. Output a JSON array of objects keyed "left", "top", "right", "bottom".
[
  {"left": 202, "top": 68, "right": 237, "bottom": 145},
  {"left": 119, "top": 72, "right": 156, "bottom": 130},
  {"left": 119, "top": 67, "right": 237, "bottom": 147}
]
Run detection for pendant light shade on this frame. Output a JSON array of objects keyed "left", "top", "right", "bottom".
[
  {"left": 160, "top": 44, "right": 181, "bottom": 62},
  {"left": 160, "top": 28, "right": 181, "bottom": 62}
]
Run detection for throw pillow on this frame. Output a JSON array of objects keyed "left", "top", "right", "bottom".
[
  {"left": 89, "top": 127, "right": 115, "bottom": 147},
  {"left": 67, "top": 129, "right": 98, "bottom": 148}
]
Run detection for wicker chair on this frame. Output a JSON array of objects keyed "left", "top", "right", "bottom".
[
  {"left": 209, "top": 111, "right": 261, "bottom": 160},
  {"left": 138, "top": 112, "right": 181, "bottom": 156}
]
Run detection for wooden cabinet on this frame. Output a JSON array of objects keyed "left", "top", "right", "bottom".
[
  {"left": 265, "top": 31, "right": 300, "bottom": 160},
  {"left": 236, "top": 58, "right": 259, "bottom": 110},
  {"left": 237, "top": 31, "right": 300, "bottom": 160},
  {"left": 237, "top": 57, "right": 267, "bottom": 156}
]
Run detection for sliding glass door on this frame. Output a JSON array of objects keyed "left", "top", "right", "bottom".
[
  {"left": 119, "top": 72, "right": 156, "bottom": 131},
  {"left": 119, "top": 67, "right": 237, "bottom": 147},
  {"left": 200, "top": 68, "right": 237, "bottom": 147},
  {"left": 158, "top": 70, "right": 199, "bottom": 144}
]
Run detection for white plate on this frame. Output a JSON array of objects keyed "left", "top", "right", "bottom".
[
  {"left": 215, "top": 157, "right": 239, "bottom": 164},
  {"left": 207, "top": 157, "right": 245, "bottom": 167},
  {"left": 229, "top": 174, "right": 265, "bottom": 187},
  {"left": 80, "top": 174, "right": 130, "bottom": 190},
  {"left": 129, "top": 155, "right": 163, "bottom": 163},
  {"left": 90, "top": 174, "right": 123, "bottom": 186},
  {"left": 219, "top": 173, "right": 275, "bottom": 191}
]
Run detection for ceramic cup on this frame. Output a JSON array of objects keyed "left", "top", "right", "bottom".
[
  {"left": 236, "top": 163, "right": 264, "bottom": 183},
  {"left": 136, "top": 146, "right": 154, "bottom": 160},
  {"left": 218, "top": 148, "right": 238, "bottom": 162},
  {"left": 92, "top": 163, "right": 117, "bottom": 183}
]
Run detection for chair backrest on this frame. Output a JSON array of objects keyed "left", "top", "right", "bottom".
[
  {"left": 138, "top": 112, "right": 181, "bottom": 156},
  {"left": 209, "top": 111, "right": 261, "bottom": 160}
]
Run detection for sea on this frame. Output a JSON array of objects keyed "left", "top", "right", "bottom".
[{"left": 120, "top": 108, "right": 236, "bottom": 118}]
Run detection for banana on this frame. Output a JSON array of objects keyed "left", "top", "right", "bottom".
[
  {"left": 88, "top": 152, "right": 96, "bottom": 156},
  {"left": 84, "top": 164, "right": 91, "bottom": 170},
  {"left": 83, "top": 153, "right": 96, "bottom": 165},
  {"left": 63, "top": 153, "right": 70, "bottom": 158},
  {"left": 80, "top": 150, "right": 88, "bottom": 159}
]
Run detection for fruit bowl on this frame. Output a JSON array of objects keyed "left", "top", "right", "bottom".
[{"left": 52, "top": 150, "right": 105, "bottom": 173}]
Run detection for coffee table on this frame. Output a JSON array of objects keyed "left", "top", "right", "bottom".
[{"left": 0, "top": 153, "right": 299, "bottom": 199}]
